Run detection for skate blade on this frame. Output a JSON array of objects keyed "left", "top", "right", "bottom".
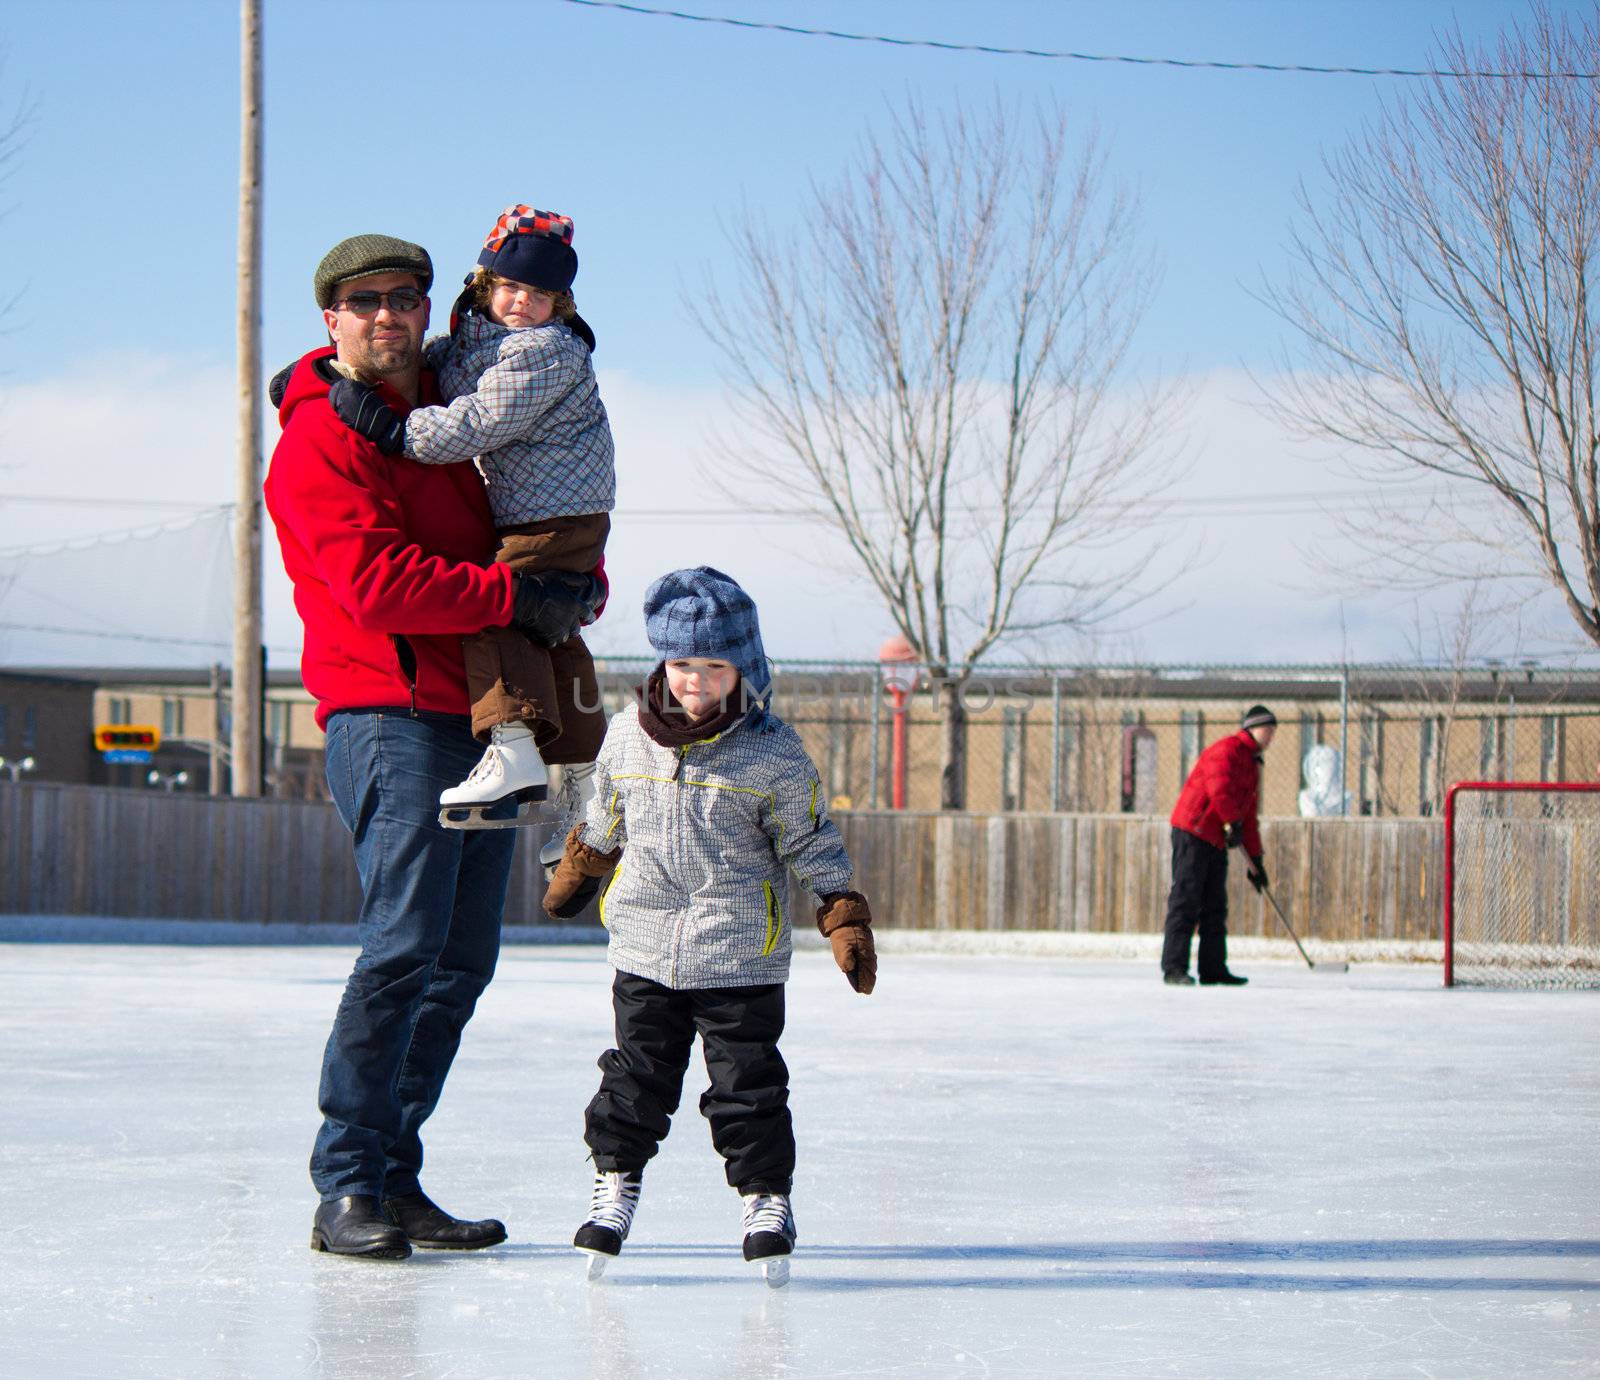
[
  {"left": 577, "top": 1248, "right": 611, "bottom": 1281},
  {"left": 438, "top": 797, "right": 554, "bottom": 831},
  {"left": 759, "top": 1257, "right": 790, "bottom": 1289}
]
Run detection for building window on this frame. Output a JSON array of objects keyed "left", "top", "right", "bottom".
[
  {"left": 1298, "top": 712, "right": 1320, "bottom": 788},
  {"left": 1001, "top": 704, "right": 1027, "bottom": 812},
  {"left": 1478, "top": 717, "right": 1502, "bottom": 779},
  {"left": 1358, "top": 712, "right": 1384, "bottom": 816},
  {"left": 162, "top": 697, "right": 185, "bottom": 740},
  {"left": 1054, "top": 710, "right": 1078, "bottom": 811},
  {"left": 1539, "top": 716, "right": 1563, "bottom": 782},
  {"left": 108, "top": 696, "right": 131, "bottom": 726},
  {"left": 1179, "top": 711, "right": 1202, "bottom": 780},
  {"left": 22, "top": 706, "right": 37, "bottom": 751},
  {"left": 1418, "top": 715, "right": 1439, "bottom": 815},
  {"left": 268, "top": 699, "right": 290, "bottom": 747}
]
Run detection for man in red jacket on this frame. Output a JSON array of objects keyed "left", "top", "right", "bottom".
[
  {"left": 265, "top": 234, "right": 603, "bottom": 1261},
  {"left": 1161, "top": 705, "right": 1276, "bottom": 987}
]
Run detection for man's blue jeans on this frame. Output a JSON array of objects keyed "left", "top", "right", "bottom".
[{"left": 312, "top": 709, "right": 516, "bottom": 1201}]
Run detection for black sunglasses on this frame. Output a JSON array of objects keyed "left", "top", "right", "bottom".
[{"left": 331, "top": 287, "right": 424, "bottom": 316}]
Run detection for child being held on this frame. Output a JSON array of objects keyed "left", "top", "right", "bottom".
[
  {"left": 330, "top": 205, "right": 613, "bottom": 836},
  {"left": 541, "top": 566, "right": 878, "bottom": 1285}
]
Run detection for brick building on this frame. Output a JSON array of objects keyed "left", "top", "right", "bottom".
[
  {"left": 6, "top": 659, "right": 1598, "bottom": 813},
  {"left": 0, "top": 670, "right": 99, "bottom": 784}
]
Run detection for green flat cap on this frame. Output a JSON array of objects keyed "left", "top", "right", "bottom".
[{"left": 314, "top": 233, "right": 434, "bottom": 308}]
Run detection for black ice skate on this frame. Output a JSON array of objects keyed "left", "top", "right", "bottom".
[
  {"left": 438, "top": 722, "right": 551, "bottom": 830},
  {"left": 740, "top": 1191, "right": 796, "bottom": 1288},
  {"left": 574, "top": 1169, "right": 642, "bottom": 1281}
]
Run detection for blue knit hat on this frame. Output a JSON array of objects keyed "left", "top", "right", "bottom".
[{"left": 643, "top": 567, "right": 773, "bottom": 724}]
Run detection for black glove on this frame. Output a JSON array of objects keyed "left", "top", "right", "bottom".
[
  {"left": 546, "top": 872, "right": 603, "bottom": 920},
  {"left": 510, "top": 570, "right": 605, "bottom": 647},
  {"left": 268, "top": 361, "right": 295, "bottom": 409},
  {"left": 1222, "top": 821, "right": 1244, "bottom": 849},
  {"left": 1246, "top": 856, "right": 1268, "bottom": 893},
  {"left": 329, "top": 377, "right": 405, "bottom": 454},
  {"left": 568, "top": 311, "right": 597, "bottom": 353}
]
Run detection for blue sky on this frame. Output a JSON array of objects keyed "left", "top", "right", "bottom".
[{"left": 0, "top": 0, "right": 1589, "bottom": 668}]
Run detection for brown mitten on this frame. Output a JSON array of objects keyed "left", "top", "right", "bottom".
[
  {"left": 816, "top": 891, "right": 877, "bottom": 995},
  {"left": 543, "top": 826, "right": 622, "bottom": 919}
]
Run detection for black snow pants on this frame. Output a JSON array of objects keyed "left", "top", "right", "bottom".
[
  {"left": 584, "top": 970, "right": 795, "bottom": 1195},
  {"left": 1161, "top": 826, "right": 1231, "bottom": 980}
]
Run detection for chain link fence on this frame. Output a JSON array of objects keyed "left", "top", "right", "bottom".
[
  {"left": 1444, "top": 783, "right": 1600, "bottom": 989},
  {"left": 591, "top": 659, "right": 1600, "bottom": 819}
]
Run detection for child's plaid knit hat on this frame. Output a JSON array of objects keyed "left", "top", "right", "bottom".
[{"left": 643, "top": 567, "right": 773, "bottom": 723}]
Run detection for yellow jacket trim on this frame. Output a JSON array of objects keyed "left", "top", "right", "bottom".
[
  {"left": 598, "top": 855, "right": 622, "bottom": 930},
  {"left": 761, "top": 879, "right": 783, "bottom": 956}
]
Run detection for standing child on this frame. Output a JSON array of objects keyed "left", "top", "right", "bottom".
[
  {"left": 330, "top": 205, "right": 614, "bottom": 840},
  {"left": 541, "top": 567, "right": 878, "bottom": 1286}
]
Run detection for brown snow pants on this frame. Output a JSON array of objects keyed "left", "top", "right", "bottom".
[{"left": 466, "top": 513, "right": 609, "bottom": 764}]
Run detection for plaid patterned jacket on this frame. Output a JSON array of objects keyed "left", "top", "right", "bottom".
[
  {"left": 407, "top": 313, "right": 616, "bottom": 527},
  {"left": 578, "top": 705, "right": 855, "bottom": 989}
]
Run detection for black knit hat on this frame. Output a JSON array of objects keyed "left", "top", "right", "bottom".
[
  {"left": 476, "top": 204, "right": 578, "bottom": 293},
  {"left": 314, "top": 234, "right": 433, "bottom": 309},
  {"left": 1241, "top": 704, "right": 1277, "bottom": 730}
]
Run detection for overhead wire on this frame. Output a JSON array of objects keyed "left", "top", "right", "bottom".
[{"left": 556, "top": 0, "right": 1600, "bottom": 80}]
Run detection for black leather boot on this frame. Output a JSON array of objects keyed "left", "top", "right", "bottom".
[
  {"left": 311, "top": 1195, "right": 411, "bottom": 1260},
  {"left": 1199, "top": 970, "right": 1249, "bottom": 986},
  {"left": 384, "top": 1189, "right": 507, "bottom": 1250}
]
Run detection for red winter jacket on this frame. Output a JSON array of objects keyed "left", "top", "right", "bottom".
[
  {"left": 264, "top": 347, "right": 517, "bottom": 728},
  {"left": 1170, "top": 729, "right": 1264, "bottom": 857}
]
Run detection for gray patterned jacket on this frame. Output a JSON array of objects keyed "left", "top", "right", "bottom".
[
  {"left": 578, "top": 705, "right": 854, "bottom": 989},
  {"left": 408, "top": 313, "right": 615, "bottom": 527}
]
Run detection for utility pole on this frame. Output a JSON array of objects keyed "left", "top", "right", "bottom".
[
  {"left": 231, "top": 0, "right": 263, "bottom": 797},
  {"left": 209, "top": 660, "right": 225, "bottom": 794}
]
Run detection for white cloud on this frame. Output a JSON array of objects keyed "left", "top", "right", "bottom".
[{"left": 0, "top": 355, "right": 1586, "bottom": 673}]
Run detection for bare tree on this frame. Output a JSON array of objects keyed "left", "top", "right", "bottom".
[
  {"left": 1263, "top": 4, "right": 1600, "bottom": 651},
  {"left": 0, "top": 56, "right": 30, "bottom": 262},
  {"left": 1385, "top": 585, "right": 1511, "bottom": 816},
  {"left": 705, "top": 101, "right": 1178, "bottom": 809}
]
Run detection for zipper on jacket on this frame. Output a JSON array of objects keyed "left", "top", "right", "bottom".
[
  {"left": 760, "top": 880, "right": 783, "bottom": 957},
  {"left": 663, "top": 730, "right": 734, "bottom": 982},
  {"left": 390, "top": 634, "right": 419, "bottom": 716},
  {"left": 671, "top": 730, "right": 731, "bottom": 781},
  {"left": 597, "top": 856, "right": 621, "bottom": 930}
]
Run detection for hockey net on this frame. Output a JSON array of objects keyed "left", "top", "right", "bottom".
[{"left": 1444, "top": 782, "right": 1600, "bottom": 989}]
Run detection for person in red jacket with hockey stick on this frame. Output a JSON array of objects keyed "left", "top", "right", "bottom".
[
  {"left": 265, "top": 234, "right": 604, "bottom": 1262},
  {"left": 1161, "top": 705, "right": 1276, "bottom": 987}
]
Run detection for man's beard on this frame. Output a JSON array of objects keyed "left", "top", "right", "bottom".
[{"left": 345, "top": 334, "right": 419, "bottom": 381}]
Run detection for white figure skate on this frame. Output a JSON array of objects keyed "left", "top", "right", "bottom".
[
  {"left": 539, "top": 762, "right": 598, "bottom": 879},
  {"left": 574, "top": 1169, "right": 642, "bottom": 1281},
  {"left": 740, "top": 1192, "right": 796, "bottom": 1288},
  {"left": 438, "top": 722, "right": 551, "bottom": 830}
]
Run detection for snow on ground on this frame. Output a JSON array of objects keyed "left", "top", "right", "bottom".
[{"left": 2, "top": 940, "right": 1597, "bottom": 1378}]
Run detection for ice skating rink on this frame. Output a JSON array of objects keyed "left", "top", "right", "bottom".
[{"left": 2, "top": 938, "right": 1596, "bottom": 1379}]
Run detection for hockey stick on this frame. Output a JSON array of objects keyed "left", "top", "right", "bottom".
[{"left": 1262, "top": 886, "right": 1349, "bottom": 973}]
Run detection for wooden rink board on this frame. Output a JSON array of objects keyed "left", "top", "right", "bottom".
[{"left": 0, "top": 782, "right": 1469, "bottom": 942}]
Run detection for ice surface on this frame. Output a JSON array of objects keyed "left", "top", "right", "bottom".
[{"left": 2, "top": 941, "right": 1597, "bottom": 1378}]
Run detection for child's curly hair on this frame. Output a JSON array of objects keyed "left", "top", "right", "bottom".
[{"left": 470, "top": 267, "right": 576, "bottom": 323}]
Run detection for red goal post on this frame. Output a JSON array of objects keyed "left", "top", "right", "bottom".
[{"left": 1443, "top": 781, "right": 1600, "bottom": 989}]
